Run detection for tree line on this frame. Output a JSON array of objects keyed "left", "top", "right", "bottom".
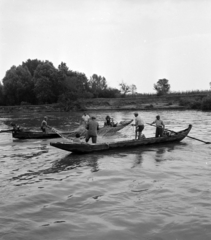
[
  {"left": 1, "top": 59, "right": 210, "bottom": 110},
  {"left": 0, "top": 58, "right": 171, "bottom": 107},
  {"left": 0, "top": 59, "right": 136, "bottom": 106}
]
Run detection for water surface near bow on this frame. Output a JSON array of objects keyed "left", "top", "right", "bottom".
[{"left": 0, "top": 110, "right": 211, "bottom": 240}]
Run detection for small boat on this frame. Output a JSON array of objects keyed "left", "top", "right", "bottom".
[
  {"left": 50, "top": 124, "right": 192, "bottom": 154},
  {"left": 0, "top": 129, "right": 13, "bottom": 133},
  {"left": 12, "top": 120, "right": 133, "bottom": 139},
  {"left": 12, "top": 131, "right": 72, "bottom": 139}
]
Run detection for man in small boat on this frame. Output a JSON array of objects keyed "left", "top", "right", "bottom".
[
  {"left": 72, "top": 133, "right": 82, "bottom": 143},
  {"left": 132, "top": 112, "right": 145, "bottom": 140},
  {"left": 81, "top": 112, "right": 90, "bottom": 127},
  {"left": 110, "top": 118, "right": 117, "bottom": 127},
  {"left": 151, "top": 115, "right": 165, "bottom": 137},
  {"left": 85, "top": 116, "right": 99, "bottom": 144},
  {"left": 105, "top": 115, "right": 111, "bottom": 126},
  {"left": 105, "top": 116, "right": 117, "bottom": 127},
  {"left": 41, "top": 116, "right": 51, "bottom": 133},
  {"left": 10, "top": 123, "right": 21, "bottom": 133}
]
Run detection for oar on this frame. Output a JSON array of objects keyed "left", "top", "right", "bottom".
[{"left": 146, "top": 123, "right": 211, "bottom": 144}]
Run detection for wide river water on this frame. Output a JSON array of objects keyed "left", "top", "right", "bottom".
[{"left": 0, "top": 110, "right": 211, "bottom": 240}]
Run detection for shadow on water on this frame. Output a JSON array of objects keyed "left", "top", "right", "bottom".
[
  {"left": 53, "top": 153, "right": 100, "bottom": 173},
  {"left": 10, "top": 153, "right": 102, "bottom": 184}
]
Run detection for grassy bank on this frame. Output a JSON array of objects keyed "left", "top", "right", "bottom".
[{"left": 0, "top": 91, "right": 210, "bottom": 113}]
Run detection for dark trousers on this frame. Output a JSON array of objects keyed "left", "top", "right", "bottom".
[
  {"left": 41, "top": 126, "right": 46, "bottom": 133},
  {"left": 86, "top": 135, "right": 97, "bottom": 143},
  {"left": 155, "top": 127, "right": 163, "bottom": 137}
]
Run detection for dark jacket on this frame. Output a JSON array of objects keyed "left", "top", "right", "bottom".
[{"left": 86, "top": 119, "right": 99, "bottom": 136}]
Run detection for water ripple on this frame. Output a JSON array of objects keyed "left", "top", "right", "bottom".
[{"left": 1, "top": 110, "right": 211, "bottom": 240}]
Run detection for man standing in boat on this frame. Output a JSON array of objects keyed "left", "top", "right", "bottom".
[
  {"left": 41, "top": 116, "right": 50, "bottom": 133},
  {"left": 81, "top": 112, "right": 90, "bottom": 126},
  {"left": 151, "top": 115, "right": 165, "bottom": 137},
  {"left": 85, "top": 116, "right": 99, "bottom": 144},
  {"left": 132, "top": 112, "right": 145, "bottom": 140}
]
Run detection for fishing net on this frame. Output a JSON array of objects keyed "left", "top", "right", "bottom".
[
  {"left": 51, "top": 127, "right": 74, "bottom": 142},
  {"left": 52, "top": 120, "right": 133, "bottom": 142}
]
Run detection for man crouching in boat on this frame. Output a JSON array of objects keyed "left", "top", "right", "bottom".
[
  {"left": 151, "top": 115, "right": 165, "bottom": 137},
  {"left": 132, "top": 112, "right": 145, "bottom": 140},
  {"left": 41, "top": 116, "right": 51, "bottom": 133},
  {"left": 11, "top": 123, "right": 21, "bottom": 133},
  {"left": 85, "top": 116, "right": 99, "bottom": 144}
]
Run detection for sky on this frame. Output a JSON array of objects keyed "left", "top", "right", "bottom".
[{"left": 1, "top": 0, "right": 211, "bottom": 93}]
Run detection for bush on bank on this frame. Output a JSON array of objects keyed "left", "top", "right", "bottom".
[
  {"left": 201, "top": 95, "right": 211, "bottom": 110},
  {"left": 179, "top": 94, "right": 211, "bottom": 110}
]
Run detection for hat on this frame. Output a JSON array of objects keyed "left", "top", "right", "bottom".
[{"left": 134, "top": 112, "right": 138, "bottom": 115}]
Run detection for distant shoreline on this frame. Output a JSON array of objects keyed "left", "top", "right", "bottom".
[{"left": 0, "top": 92, "right": 210, "bottom": 113}]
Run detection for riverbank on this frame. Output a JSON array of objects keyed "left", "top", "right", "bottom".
[{"left": 0, "top": 92, "right": 208, "bottom": 113}]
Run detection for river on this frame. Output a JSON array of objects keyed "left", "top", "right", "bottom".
[{"left": 0, "top": 110, "right": 211, "bottom": 240}]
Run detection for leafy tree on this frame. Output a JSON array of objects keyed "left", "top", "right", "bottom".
[
  {"left": 58, "top": 70, "right": 91, "bottom": 110},
  {"left": 22, "top": 59, "right": 42, "bottom": 77},
  {"left": 64, "top": 71, "right": 90, "bottom": 96},
  {"left": 154, "top": 79, "right": 170, "bottom": 96},
  {"left": 131, "top": 84, "right": 137, "bottom": 95},
  {"left": 0, "top": 82, "right": 5, "bottom": 105},
  {"left": 2, "top": 65, "right": 35, "bottom": 105},
  {"left": 33, "top": 61, "right": 59, "bottom": 103},
  {"left": 98, "top": 87, "right": 121, "bottom": 98},
  {"left": 89, "top": 74, "right": 107, "bottom": 97},
  {"left": 201, "top": 95, "right": 211, "bottom": 110},
  {"left": 119, "top": 81, "right": 131, "bottom": 97},
  {"left": 58, "top": 62, "right": 69, "bottom": 75}
]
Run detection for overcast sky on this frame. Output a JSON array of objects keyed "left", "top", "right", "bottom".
[{"left": 1, "top": 0, "right": 211, "bottom": 93}]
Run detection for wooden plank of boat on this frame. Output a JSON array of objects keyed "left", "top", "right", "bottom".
[
  {"left": 12, "top": 120, "right": 133, "bottom": 139},
  {"left": 0, "top": 129, "right": 13, "bottom": 133},
  {"left": 50, "top": 124, "right": 192, "bottom": 154}
]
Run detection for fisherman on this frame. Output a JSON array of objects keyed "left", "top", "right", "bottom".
[
  {"left": 81, "top": 112, "right": 90, "bottom": 126},
  {"left": 105, "top": 115, "right": 117, "bottom": 127},
  {"left": 151, "top": 115, "right": 165, "bottom": 137},
  {"left": 110, "top": 117, "right": 117, "bottom": 127},
  {"left": 72, "top": 133, "right": 82, "bottom": 143},
  {"left": 132, "top": 112, "right": 145, "bottom": 140},
  {"left": 41, "top": 116, "right": 50, "bottom": 133},
  {"left": 85, "top": 116, "right": 99, "bottom": 144},
  {"left": 10, "top": 123, "right": 21, "bottom": 133},
  {"left": 105, "top": 115, "right": 111, "bottom": 126}
]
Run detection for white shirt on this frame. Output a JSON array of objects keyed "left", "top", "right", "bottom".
[
  {"left": 82, "top": 114, "right": 90, "bottom": 122},
  {"left": 135, "top": 116, "right": 144, "bottom": 126},
  {"left": 153, "top": 119, "right": 164, "bottom": 127}
]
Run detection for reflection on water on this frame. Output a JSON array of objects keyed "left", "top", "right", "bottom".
[{"left": 1, "top": 110, "right": 211, "bottom": 240}]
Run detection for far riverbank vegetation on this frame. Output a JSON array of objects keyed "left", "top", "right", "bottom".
[{"left": 0, "top": 59, "right": 211, "bottom": 111}]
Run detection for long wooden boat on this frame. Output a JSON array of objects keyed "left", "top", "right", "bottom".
[
  {"left": 12, "top": 119, "right": 133, "bottom": 139},
  {"left": 50, "top": 124, "right": 192, "bottom": 154}
]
